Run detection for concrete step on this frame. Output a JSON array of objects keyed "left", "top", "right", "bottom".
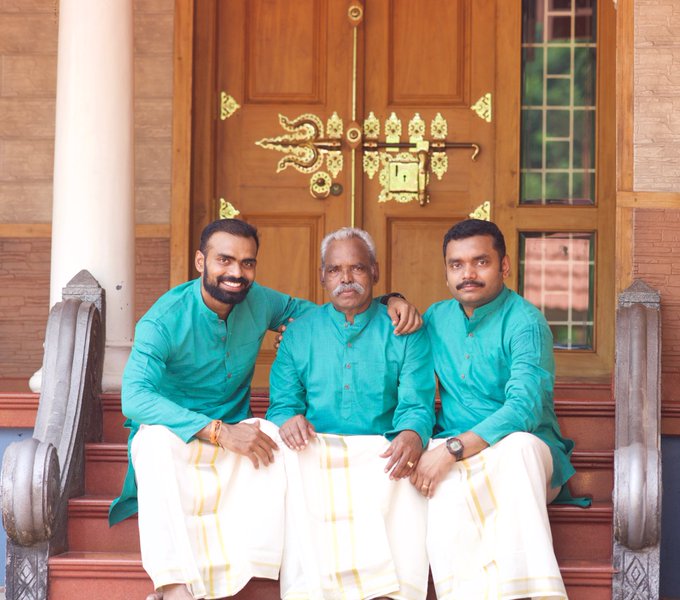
[
  {"left": 68, "top": 495, "right": 612, "bottom": 564},
  {"left": 47, "top": 551, "right": 615, "bottom": 600}
]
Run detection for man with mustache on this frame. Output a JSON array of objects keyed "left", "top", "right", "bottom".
[
  {"left": 412, "top": 219, "right": 577, "bottom": 599},
  {"left": 107, "top": 219, "right": 421, "bottom": 600},
  {"left": 266, "top": 227, "right": 435, "bottom": 600}
]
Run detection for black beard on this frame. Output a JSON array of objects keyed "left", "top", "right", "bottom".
[{"left": 203, "top": 271, "right": 252, "bottom": 305}]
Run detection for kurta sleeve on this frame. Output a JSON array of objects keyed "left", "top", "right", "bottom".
[
  {"left": 471, "top": 323, "right": 553, "bottom": 446},
  {"left": 266, "top": 332, "right": 308, "bottom": 426},
  {"left": 121, "top": 319, "right": 212, "bottom": 442},
  {"left": 262, "top": 286, "right": 317, "bottom": 331},
  {"left": 384, "top": 328, "right": 436, "bottom": 446}
]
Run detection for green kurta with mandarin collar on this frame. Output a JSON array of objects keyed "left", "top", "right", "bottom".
[
  {"left": 424, "top": 286, "right": 575, "bottom": 489},
  {"left": 108, "top": 278, "right": 314, "bottom": 526},
  {"left": 266, "top": 300, "right": 436, "bottom": 446}
]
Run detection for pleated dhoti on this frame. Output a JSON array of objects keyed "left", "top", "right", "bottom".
[
  {"left": 427, "top": 432, "right": 567, "bottom": 600},
  {"left": 131, "top": 419, "right": 286, "bottom": 599},
  {"left": 280, "top": 434, "right": 429, "bottom": 600}
]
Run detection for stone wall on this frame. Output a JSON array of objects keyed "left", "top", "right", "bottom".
[
  {"left": 634, "top": 0, "right": 680, "bottom": 191},
  {"left": 0, "top": 0, "right": 173, "bottom": 380},
  {"left": 633, "top": 0, "right": 680, "bottom": 401}
]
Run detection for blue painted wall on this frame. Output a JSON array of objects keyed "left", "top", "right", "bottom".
[
  {"left": 662, "top": 435, "right": 680, "bottom": 597},
  {"left": 0, "top": 428, "right": 34, "bottom": 586}
]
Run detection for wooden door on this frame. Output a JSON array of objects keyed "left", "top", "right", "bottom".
[
  {"left": 200, "top": 0, "right": 497, "bottom": 385},
  {"left": 362, "top": 0, "right": 495, "bottom": 309}
]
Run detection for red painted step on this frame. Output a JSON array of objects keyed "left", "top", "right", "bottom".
[
  {"left": 68, "top": 495, "right": 613, "bottom": 563},
  {"left": 48, "top": 552, "right": 614, "bottom": 600},
  {"left": 84, "top": 442, "right": 613, "bottom": 503}
]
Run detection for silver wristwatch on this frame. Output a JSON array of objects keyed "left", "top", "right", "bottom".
[{"left": 445, "top": 437, "right": 464, "bottom": 461}]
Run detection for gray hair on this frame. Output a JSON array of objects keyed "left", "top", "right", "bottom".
[{"left": 320, "top": 227, "right": 377, "bottom": 267}]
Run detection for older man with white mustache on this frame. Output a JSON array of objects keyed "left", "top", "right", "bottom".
[{"left": 266, "top": 227, "right": 435, "bottom": 600}]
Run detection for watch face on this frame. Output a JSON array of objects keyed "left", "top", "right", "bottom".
[
  {"left": 448, "top": 439, "right": 462, "bottom": 452},
  {"left": 446, "top": 437, "right": 463, "bottom": 457}
]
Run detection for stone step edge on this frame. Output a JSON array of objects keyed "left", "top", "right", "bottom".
[
  {"left": 84, "top": 443, "right": 615, "bottom": 471},
  {"left": 68, "top": 495, "right": 613, "bottom": 523},
  {"left": 48, "top": 552, "right": 615, "bottom": 585}
]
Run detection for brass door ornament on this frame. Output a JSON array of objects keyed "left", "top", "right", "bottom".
[
  {"left": 469, "top": 201, "right": 491, "bottom": 221},
  {"left": 219, "top": 198, "right": 241, "bottom": 219},
  {"left": 471, "top": 93, "right": 492, "bottom": 123},
  {"left": 255, "top": 111, "right": 480, "bottom": 205},
  {"left": 255, "top": 112, "right": 344, "bottom": 193},
  {"left": 363, "top": 112, "right": 480, "bottom": 206},
  {"left": 220, "top": 92, "right": 241, "bottom": 120}
]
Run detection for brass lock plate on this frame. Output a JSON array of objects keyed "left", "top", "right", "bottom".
[{"left": 388, "top": 161, "right": 419, "bottom": 193}]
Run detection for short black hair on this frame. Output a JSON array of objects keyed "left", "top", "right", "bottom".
[
  {"left": 199, "top": 218, "right": 259, "bottom": 255},
  {"left": 442, "top": 219, "right": 506, "bottom": 260}
]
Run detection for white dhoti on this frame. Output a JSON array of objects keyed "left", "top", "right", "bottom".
[
  {"left": 281, "top": 434, "right": 429, "bottom": 600},
  {"left": 427, "top": 432, "right": 567, "bottom": 600},
  {"left": 131, "top": 419, "right": 286, "bottom": 599}
]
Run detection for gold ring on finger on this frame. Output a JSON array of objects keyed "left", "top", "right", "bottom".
[
  {"left": 421, "top": 485, "right": 429, "bottom": 492},
  {"left": 407, "top": 461, "right": 415, "bottom": 468}
]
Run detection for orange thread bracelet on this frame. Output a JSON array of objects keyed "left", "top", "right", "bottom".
[{"left": 209, "top": 419, "right": 224, "bottom": 449}]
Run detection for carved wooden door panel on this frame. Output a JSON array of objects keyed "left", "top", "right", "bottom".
[
  {"left": 210, "top": 0, "right": 496, "bottom": 385},
  {"left": 361, "top": 0, "right": 495, "bottom": 310}
]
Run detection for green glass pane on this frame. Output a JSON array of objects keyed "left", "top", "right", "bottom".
[
  {"left": 545, "top": 172, "right": 569, "bottom": 200},
  {"left": 522, "top": 48, "right": 544, "bottom": 106},
  {"left": 521, "top": 172, "right": 543, "bottom": 203},
  {"left": 546, "top": 110, "right": 570, "bottom": 137},
  {"left": 522, "top": 0, "right": 543, "bottom": 43},
  {"left": 521, "top": 109, "right": 543, "bottom": 169},
  {"left": 545, "top": 306, "right": 569, "bottom": 321},
  {"left": 547, "top": 78, "right": 570, "bottom": 105},
  {"left": 571, "top": 172, "right": 595, "bottom": 204},
  {"left": 573, "top": 48, "right": 596, "bottom": 106},
  {"left": 548, "top": 16, "right": 571, "bottom": 42},
  {"left": 546, "top": 141, "right": 570, "bottom": 168},
  {"left": 573, "top": 110, "right": 595, "bottom": 169},
  {"left": 547, "top": 47, "right": 571, "bottom": 75},
  {"left": 575, "top": 0, "right": 596, "bottom": 42},
  {"left": 550, "top": 325, "right": 570, "bottom": 349}
]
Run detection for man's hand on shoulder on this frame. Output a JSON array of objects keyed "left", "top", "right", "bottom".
[
  {"left": 279, "top": 415, "right": 316, "bottom": 451},
  {"left": 409, "top": 444, "right": 456, "bottom": 499},
  {"left": 385, "top": 295, "right": 422, "bottom": 335},
  {"left": 380, "top": 429, "right": 423, "bottom": 480},
  {"left": 219, "top": 421, "right": 279, "bottom": 469},
  {"left": 273, "top": 317, "right": 294, "bottom": 350}
]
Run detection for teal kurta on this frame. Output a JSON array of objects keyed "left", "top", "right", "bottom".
[
  {"left": 108, "top": 278, "right": 314, "bottom": 525},
  {"left": 424, "top": 286, "right": 575, "bottom": 489},
  {"left": 266, "top": 300, "right": 436, "bottom": 446}
]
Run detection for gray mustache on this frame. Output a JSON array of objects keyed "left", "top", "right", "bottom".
[{"left": 332, "top": 282, "right": 366, "bottom": 297}]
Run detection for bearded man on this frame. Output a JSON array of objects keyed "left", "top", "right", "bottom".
[{"left": 108, "top": 219, "right": 420, "bottom": 600}]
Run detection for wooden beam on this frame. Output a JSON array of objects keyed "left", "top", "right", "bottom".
[
  {"left": 617, "top": 190, "right": 680, "bottom": 208},
  {"left": 0, "top": 224, "right": 169, "bottom": 239},
  {"left": 616, "top": 0, "right": 635, "bottom": 192},
  {"left": 170, "top": 0, "right": 195, "bottom": 287}
]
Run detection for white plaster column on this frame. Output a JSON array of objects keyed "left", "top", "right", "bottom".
[{"left": 31, "top": 0, "right": 135, "bottom": 393}]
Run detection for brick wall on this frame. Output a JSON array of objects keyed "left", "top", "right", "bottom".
[
  {"left": 633, "top": 209, "right": 680, "bottom": 401},
  {"left": 634, "top": 0, "right": 680, "bottom": 192},
  {"left": 0, "top": 237, "right": 169, "bottom": 380},
  {"left": 0, "top": 1, "right": 174, "bottom": 379}
]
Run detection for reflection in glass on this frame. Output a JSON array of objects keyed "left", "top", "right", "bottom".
[{"left": 519, "top": 232, "right": 595, "bottom": 350}]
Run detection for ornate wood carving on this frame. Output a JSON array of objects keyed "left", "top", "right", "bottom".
[
  {"left": 613, "top": 279, "right": 661, "bottom": 599},
  {"left": 1, "top": 271, "right": 105, "bottom": 600}
]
